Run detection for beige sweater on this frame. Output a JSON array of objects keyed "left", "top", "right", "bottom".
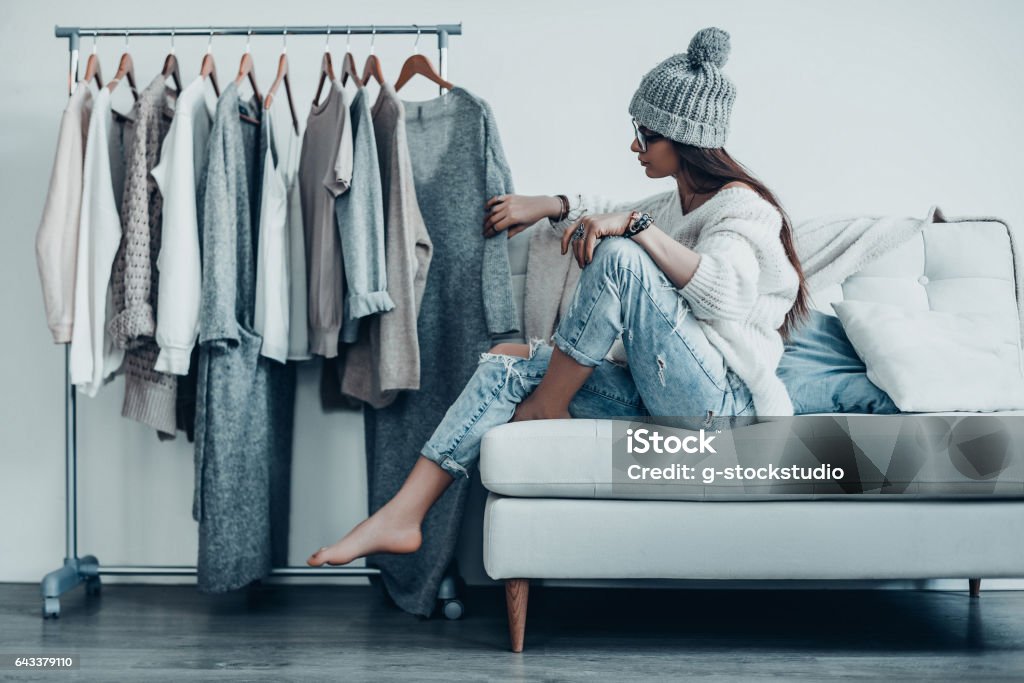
[
  {"left": 35, "top": 80, "right": 92, "bottom": 344},
  {"left": 524, "top": 186, "right": 800, "bottom": 416},
  {"left": 340, "top": 82, "right": 433, "bottom": 408}
]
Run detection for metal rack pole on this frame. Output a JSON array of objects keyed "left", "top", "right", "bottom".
[
  {"left": 54, "top": 24, "right": 462, "bottom": 38},
  {"left": 41, "top": 23, "right": 465, "bottom": 619}
]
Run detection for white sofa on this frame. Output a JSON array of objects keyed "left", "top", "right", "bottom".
[{"left": 455, "top": 216, "right": 1024, "bottom": 652}]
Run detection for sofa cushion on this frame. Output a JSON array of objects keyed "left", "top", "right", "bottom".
[
  {"left": 479, "top": 416, "right": 1024, "bottom": 501},
  {"left": 833, "top": 300, "right": 1024, "bottom": 412},
  {"left": 838, "top": 219, "right": 1020, "bottom": 329}
]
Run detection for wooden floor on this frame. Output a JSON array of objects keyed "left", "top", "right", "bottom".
[{"left": 3, "top": 582, "right": 1024, "bottom": 681}]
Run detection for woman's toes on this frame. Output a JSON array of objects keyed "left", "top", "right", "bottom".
[{"left": 308, "top": 546, "right": 334, "bottom": 567}]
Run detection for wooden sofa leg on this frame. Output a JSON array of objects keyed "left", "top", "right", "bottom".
[
  {"left": 505, "top": 578, "right": 529, "bottom": 652},
  {"left": 969, "top": 578, "right": 981, "bottom": 598}
]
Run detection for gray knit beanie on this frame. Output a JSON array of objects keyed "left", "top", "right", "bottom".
[{"left": 628, "top": 26, "right": 736, "bottom": 148}]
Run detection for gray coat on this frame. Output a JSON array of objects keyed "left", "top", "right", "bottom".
[
  {"left": 192, "top": 81, "right": 296, "bottom": 593},
  {"left": 364, "top": 86, "right": 517, "bottom": 617}
]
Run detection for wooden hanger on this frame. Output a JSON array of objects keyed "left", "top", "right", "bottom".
[
  {"left": 235, "top": 29, "right": 262, "bottom": 124},
  {"left": 341, "top": 50, "right": 363, "bottom": 87},
  {"left": 394, "top": 27, "right": 454, "bottom": 92},
  {"left": 264, "top": 30, "right": 300, "bottom": 134},
  {"left": 83, "top": 32, "right": 102, "bottom": 88},
  {"left": 312, "top": 28, "right": 338, "bottom": 106},
  {"left": 360, "top": 26, "right": 385, "bottom": 86},
  {"left": 161, "top": 30, "right": 183, "bottom": 92},
  {"left": 341, "top": 28, "right": 363, "bottom": 87},
  {"left": 200, "top": 30, "right": 221, "bottom": 97},
  {"left": 106, "top": 33, "right": 138, "bottom": 101}
]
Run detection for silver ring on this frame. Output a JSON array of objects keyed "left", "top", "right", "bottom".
[{"left": 571, "top": 223, "right": 586, "bottom": 242}]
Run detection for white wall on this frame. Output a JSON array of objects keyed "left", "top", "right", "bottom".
[{"left": 2, "top": 0, "right": 1022, "bottom": 583}]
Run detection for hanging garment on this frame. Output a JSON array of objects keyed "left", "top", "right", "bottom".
[
  {"left": 364, "top": 86, "right": 518, "bottom": 617},
  {"left": 285, "top": 128, "right": 311, "bottom": 362},
  {"left": 340, "top": 81, "right": 433, "bottom": 408},
  {"left": 254, "top": 107, "right": 299, "bottom": 363},
  {"left": 69, "top": 86, "right": 128, "bottom": 396},
  {"left": 151, "top": 75, "right": 216, "bottom": 375},
  {"left": 297, "top": 79, "right": 353, "bottom": 358},
  {"left": 36, "top": 79, "right": 93, "bottom": 344},
  {"left": 193, "top": 81, "right": 296, "bottom": 593},
  {"left": 107, "top": 74, "right": 179, "bottom": 436},
  {"left": 334, "top": 83, "right": 394, "bottom": 346},
  {"left": 321, "top": 82, "right": 395, "bottom": 411}
]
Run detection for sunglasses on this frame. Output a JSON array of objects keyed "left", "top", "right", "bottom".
[{"left": 632, "top": 119, "right": 665, "bottom": 152}]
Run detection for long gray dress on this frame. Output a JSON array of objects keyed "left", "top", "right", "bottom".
[
  {"left": 364, "top": 86, "right": 518, "bottom": 617},
  {"left": 193, "top": 81, "right": 297, "bottom": 593}
]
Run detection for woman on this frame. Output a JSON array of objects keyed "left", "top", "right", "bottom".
[{"left": 308, "top": 26, "right": 809, "bottom": 567}]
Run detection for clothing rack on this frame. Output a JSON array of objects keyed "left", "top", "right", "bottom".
[{"left": 41, "top": 23, "right": 466, "bottom": 620}]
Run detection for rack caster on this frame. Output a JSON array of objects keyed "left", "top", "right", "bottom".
[
  {"left": 436, "top": 574, "right": 464, "bottom": 620},
  {"left": 441, "top": 598, "right": 464, "bottom": 620},
  {"left": 40, "top": 554, "right": 100, "bottom": 619},
  {"left": 42, "top": 597, "right": 60, "bottom": 619}
]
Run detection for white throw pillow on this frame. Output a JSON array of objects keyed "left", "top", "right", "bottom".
[{"left": 831, "top": 300, "right": 1024, "bottom": 412}]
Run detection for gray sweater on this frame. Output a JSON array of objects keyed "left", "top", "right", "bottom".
[
  {"left": 363, "top": 86, "right": 517, "bottom": 617},
  {"left": 335, "top": 85, "right": 394, "bottom": 345},
  {"left": 193, "top": 81, "right": 296, "bottom": 593}
]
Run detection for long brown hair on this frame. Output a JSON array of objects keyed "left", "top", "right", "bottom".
[{"left": 671, "top": 142, "right": 810, "bottom": 342}]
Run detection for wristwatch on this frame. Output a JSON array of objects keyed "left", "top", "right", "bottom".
[{"left": 623, "top": 211, "right": 654, "bottom": 239}]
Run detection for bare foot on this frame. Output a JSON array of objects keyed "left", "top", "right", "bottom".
[{"left": 307, "top": 504, "right": 423, "bottom": 567}]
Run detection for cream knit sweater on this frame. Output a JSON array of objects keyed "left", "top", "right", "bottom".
[{"left": 525, "top": 185, "right": 800, "bottom": 416}]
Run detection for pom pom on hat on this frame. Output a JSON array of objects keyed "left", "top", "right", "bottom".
[{"left": 685, "top": 26, "right": 731, "bottom": 70}]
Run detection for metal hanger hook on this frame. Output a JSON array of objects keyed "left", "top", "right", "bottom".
[
  {"left": 124, "top": 31, "right": 129, "bottom": 51},
  {"left": 245, "top": 27, "right": 252, "bottom": 54},
  {"left": 370, "top": 24, "right": 376, "bottom": 55},
  {"left": 346, "top": 27, "right": 352, "bottom": 54},
  {"left": 282, "top": 27, "right": 288, "bottom": 54},
  {"left": 207, "top": 28, "right": 214, "bottom": 54},
  {"left": 170, "top": 28, "right": 175, "bottom": 55},
  {"left": 325, "top": 26, "right": 331, "bottom": 53},
  {"left": 91, "top": 31, "right": 98, "bottom": 54},
  {"left": 413, "top": 25, "right": 420, "bottom": 54}
]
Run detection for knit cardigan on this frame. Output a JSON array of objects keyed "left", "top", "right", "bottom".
[
  {"left": 108, "top": 74, "right": 179, "bottom": 436},
  {"left": 525, "top": 186, "right": 800, "bottom": 417}
]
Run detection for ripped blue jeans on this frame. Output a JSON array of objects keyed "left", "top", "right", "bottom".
[{"left": 420, "top": 236, "right": 756, "bottom": 479}]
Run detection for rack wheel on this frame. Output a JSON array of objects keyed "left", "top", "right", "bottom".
[
  {"left": 42, "top": 597, "right": 60, "bottom": 619},
  {"left": 441, "top": 598, "right": 464, "bottom": 620},
  {"left": 85, "top": 578, "right": 101, "bottom": 596}
]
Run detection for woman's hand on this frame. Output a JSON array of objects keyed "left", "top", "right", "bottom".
[
  {"left": 483, "top": 194, "right": 563, "bottom": 239},
  {"left": 561, "top": 211, "right": 634, "bottom": 268}
]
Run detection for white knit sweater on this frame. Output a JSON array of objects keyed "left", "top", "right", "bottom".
[{"left": 532, "top": 185, "right": 800, "bottom": 416}]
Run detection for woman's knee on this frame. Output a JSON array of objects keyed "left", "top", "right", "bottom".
[
  {"left": 590, "top": 235, "right": 649, "bottom": 271},
  {"left": 477, "top": 340, "right": 552, "bottom": 391}
]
